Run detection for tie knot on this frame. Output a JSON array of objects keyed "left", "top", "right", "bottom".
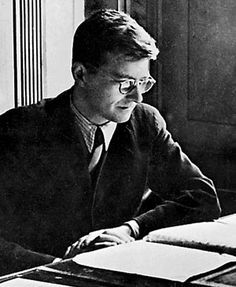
[{"left": 93, "top": 127, "right": 104, "bottom": 151}]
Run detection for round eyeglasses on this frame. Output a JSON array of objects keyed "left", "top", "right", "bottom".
[
  {"left": 85, "top": 63, "right": 156, "bottom": 95},
  {"left": 116, "top": 77, "right": 156, "bottom": 95}
]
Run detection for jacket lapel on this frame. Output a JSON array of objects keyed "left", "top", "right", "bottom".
[{"left": 41, "top": 89, "right": 92, "bottom": 188}]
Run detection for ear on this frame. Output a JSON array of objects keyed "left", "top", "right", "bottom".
[{"left": 71, "top": 62, "right": 87, "bottom": 86}]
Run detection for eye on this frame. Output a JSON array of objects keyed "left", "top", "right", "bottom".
[
  {"left": 119, "top": 79, "right": 136, "bottom": 93},
  {"left": 121, "top": 80, "right": 133, "bottom": 88}
]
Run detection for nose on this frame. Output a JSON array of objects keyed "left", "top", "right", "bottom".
[{"left": 127, "top": 85, "right": 143, "bottom": 103}]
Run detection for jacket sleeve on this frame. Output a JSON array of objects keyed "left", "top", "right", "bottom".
[
  {"left": 0, "top": 109, "right": 56, "bottom": 276},
  {"left": 0, "top": 237, "right": 55, "bottom": 276},
  {"left": 0, "top": 176, "right": 56, "bottom": 276},
  {"left": 134, "top": 108, "right": 221, "bottom": 237}
]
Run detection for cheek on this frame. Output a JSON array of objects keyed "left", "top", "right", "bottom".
[
  {"left": 98, "top": 87, "right": 123, "bottom": 106},
  {"left": 88, "top": 78, "right": 124, "bottom": 107}
]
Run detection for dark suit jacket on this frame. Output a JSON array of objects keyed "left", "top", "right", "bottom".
[{"left": 0, "top": 88, "right": 220, "bottom": 275}]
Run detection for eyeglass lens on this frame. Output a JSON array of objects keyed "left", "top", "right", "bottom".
[{"left": 120, "top": 78, "right": 155, "bottom": 94}]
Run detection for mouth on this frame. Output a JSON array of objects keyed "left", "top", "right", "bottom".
[{"left": 118, "top": 104, "right": 136, "bottom": 110}]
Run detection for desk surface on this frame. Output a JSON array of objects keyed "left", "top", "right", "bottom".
[
  {"left": 1, "top": 260, "right": 236, "bottom": 287},
  {"left": 192, "top": 265, "right": 236, "bottom": 287},
  {"left": 0, "top": 260, "right": 181, "bottom": 287}
]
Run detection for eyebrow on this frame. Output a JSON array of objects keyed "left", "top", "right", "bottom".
[
  {"left": 111, "top": 71, "right": 135, "bottom": 79},
  {"left": 111, "top": 71, "right": 150, "bottom": 80}
]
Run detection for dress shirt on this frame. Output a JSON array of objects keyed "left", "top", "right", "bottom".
[
  {"left": 70, "top": 98, "right": 116, "bottom": 152},
  {"left": 70, "top": 97, "right": 140, "bottom": 238}
]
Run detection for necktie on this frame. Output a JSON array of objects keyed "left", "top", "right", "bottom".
[{"left": 88, "top": 127, "right": 104, "bottom": 173}]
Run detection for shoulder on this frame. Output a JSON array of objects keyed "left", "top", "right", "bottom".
[
  {"left": 0, "top": 89, "right": 71, "bottom": 134},
  {"left": 0, "top": 100, "right": 49, "bottom": 136},
  {"left": 131, "top": 103, "right": 166, "bottom": 133},
  {"left": 118, "top": 103, "right": 169, "bottom": 149}
]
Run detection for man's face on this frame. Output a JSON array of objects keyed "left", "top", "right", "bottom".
[{"left": 81, "top": 54, "right": 152, "bottom": 124}]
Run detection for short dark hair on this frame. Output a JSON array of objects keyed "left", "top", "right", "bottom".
[{"left": 72, "top": 9, "right": 159, "bottom": 67}]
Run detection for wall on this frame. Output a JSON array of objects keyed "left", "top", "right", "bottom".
[
  {"left": 43, "top": 0, "right": 84, "bottom": 98},
  {"left": 0, "top": 1, "right": 14, "bottom": 114},
  {"left": 160, "top": 0, "right": 236, "bottom": 189},
  {"left": 0, "top": 0, "right": 84, "bottom": 115}
]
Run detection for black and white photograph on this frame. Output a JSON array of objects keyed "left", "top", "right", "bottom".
[{"left": 0, "top": 0, "right": 235, "bottom": 286}]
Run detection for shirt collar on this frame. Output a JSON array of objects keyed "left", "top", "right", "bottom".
[{"left": 70, "top": 96, "right": 117, "bottom": 152}]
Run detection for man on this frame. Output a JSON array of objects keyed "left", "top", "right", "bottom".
[{"left": 0, "top": 9, "right": 220, "bottom": 275}]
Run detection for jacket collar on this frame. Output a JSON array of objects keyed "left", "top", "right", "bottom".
[
  {"left": 44, "top": 87, "right": 84, "bottom": 144},
  {"left": 44, "top": 87, "right": 136, "bottom": 158}
]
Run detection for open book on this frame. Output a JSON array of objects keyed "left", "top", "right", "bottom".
[
  {"left": 144, "top": 213, "right": 236, "bottom": 256},
  {"left": 72, "top": 240, "right": 236, "bottom": 283}
]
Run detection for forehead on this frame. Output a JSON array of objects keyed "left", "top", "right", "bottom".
[{"left": 101, "top": 53, "right": 150, "bottom": 79}]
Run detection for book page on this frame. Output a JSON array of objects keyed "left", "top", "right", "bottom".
[
  {"left": 73, "top": 241, "right": 236, "bottom": 282},
  {"left": 0, "top": 278, "right": 71, "bottom": 287},
  {"left": 216, "top": 213, "right": 236, "bottom": 225},
  {"left": 145, "top": 220, "right": 236, "bottom": 255}
]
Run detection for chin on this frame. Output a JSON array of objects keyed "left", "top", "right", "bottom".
[
  {"left": 114, "top": 114, "right": 132, "bottom": 123},
  {"left": 108, "top": 109, "right": 134, "bottom": 123}
]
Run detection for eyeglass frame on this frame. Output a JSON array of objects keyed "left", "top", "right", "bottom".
[
  {"left": 111, "top": 75, "right": 156, "bottom": 95},
  {"left": 84, "top": 63, "right": 156, "bottom": 95}
]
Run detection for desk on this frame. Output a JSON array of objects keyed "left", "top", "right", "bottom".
[
  {"left": 1, "top": 259, "right": 236, "bottom": 287},
  {"left": 192, "top": 265, "right": 236, "bottom": 287},
  {"left": 0, "top": 259, "right": 182, "bottom": 287},
  {"left": 2, "top": 215, "right": 236, "bottom": 287}
]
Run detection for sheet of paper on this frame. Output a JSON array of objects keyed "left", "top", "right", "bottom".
[
  {"left": 73, "top": 241, "right": 236, "bottom": 282},
  {"left": 0, "top": 278, "right": 71, "bottom": 287},
  {"left": 216, "top": 213, "right": 236, "bottom": 225},
  {"left": 146, "top": 221, "right": 236, "bottom": 250}
]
